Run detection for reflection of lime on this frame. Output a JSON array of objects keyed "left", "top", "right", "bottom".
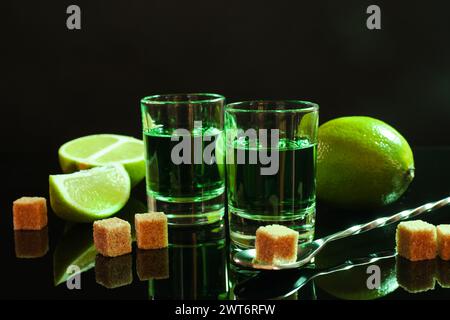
[
  {"left": 315, "top": 257, "right": 398, "bottom": 300},
  {"left": 49, "top": 165, "right": 130, "bottom": 222},
  {"left": 317, "top": 116, "right": 415, "bottom": 209},
  {"left": 53, "top": 223, "right": 96, "bottom": 286},
  {"left": 59, "top": 134, "right": 146, "bottom": 187},
  {"left": 315, "top": 224, "right": 399, "bottom": 300}
]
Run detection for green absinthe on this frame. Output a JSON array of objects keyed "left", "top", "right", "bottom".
[
  {"left": 144, "top": 126, "right": 225, "bottom": 202},
  {"left": 228, "top": 137, "right": 317, "bottom": 248}
]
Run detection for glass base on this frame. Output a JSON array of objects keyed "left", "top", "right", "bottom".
[
  {"left": 168, "top": 219, "right": 226, "bottom": 245},
  {"left": 147, "top": 186, "right": 225, "bottom": 203},
  {"left": 147, "top": 192, "right": 225, "bottom": 226},
  {"left": 228, "top": 204, "right": 316, "bottom": 249}
]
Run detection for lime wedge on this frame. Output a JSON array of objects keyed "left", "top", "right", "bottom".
[
  {"left": 49, "top": 165, "right": 131, "bottom": 222},
  {"left": 58, "top": 134, "right": 145, "bottom": 187}
]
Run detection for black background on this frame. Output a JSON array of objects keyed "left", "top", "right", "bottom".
[
  {"left": 4, "top": 0, "right": 450, "bottom": 158},
  {"left": 2, "top": 1, "right": 450, "bottom": 301}
]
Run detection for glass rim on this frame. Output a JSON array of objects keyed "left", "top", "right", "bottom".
[
  {"left": 141, "top": 93, "right": 225, "bottom": 105},
  {"left": 225, "top": 100, "right": 319, "bottom": 113}
]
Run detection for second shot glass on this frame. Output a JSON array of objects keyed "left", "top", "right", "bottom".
[{"left": 225, "top": 100, "right": 319, "bottom": 248}]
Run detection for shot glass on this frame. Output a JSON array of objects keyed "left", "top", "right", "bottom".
[
  {"left": 225, "top": 100, "right": 319, "bottom": 248},
  {"left": 141, "top": 93, "right": 225, "bottom": 226}
]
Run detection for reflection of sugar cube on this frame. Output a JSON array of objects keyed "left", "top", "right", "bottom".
[
  {"left": 135, "top": 212, "right": 168, "bottom": 250},
  {"left": 396, "top": 220, "right": 437, "bottom": 261},
  {"left": 14, "top": 228, "right": 49, "bottom": 258},
  {"left": 95, "top": 254, "right": 132, "bottom": 289},
  {"left": 93, "top": 218, "right": 131, "bottom": 257},
  {"left": 437, "top": 259, "right": 450, "bottom": 288},
  {"left": 13, "top": 197, "right": 48, "bottom": 230},
  {"left": 136, "top": 248, "right": 169, "bottom": 281},
  {"left": 255, "top": 224, "right": 298, "bottom": 264},
  {"left": 437, "top": 225, "right": 450, "bottom": 261},
  {"left": 396, "top": 256, "right": 436, "bottom": 293}
]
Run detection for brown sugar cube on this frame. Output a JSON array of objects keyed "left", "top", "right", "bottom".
[
  {"left": 255, "top": 227, "right": 276, "bottom": 263},
  {"left": 93, "top": 217, "right": 131, "bottom": 257},
  {"left": 437, "top": 225, "right": 450, "bottom": 261},
  {"left": 95, "top": 254, "right": 133, "bottom": 289},
  {"left": 396, "top": 256, "right": 437, "bottom": 293},
  {"left": 135, "top": 212, "right": 168, "bottom": 250},
  {"left": 14, "top": 227, "right": 49, "bottom": 258},
  {"left": 255, "top": 225, "right": 299, "bottom": 264},
  {"left": 136, "top": 248, "right": 169, "bottom": 281},
  {"left": 396, "top": 220, "right": 437, "bottom": 261},
  {"left": 13, "top": 197, "right": 47, "bottom": 230}
]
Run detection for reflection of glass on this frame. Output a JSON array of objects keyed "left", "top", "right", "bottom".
[
  {"left": 141, "top": 93, "right": 225, "bottom": 226},
  {"left": 228, "top": 264, "right": 258, "bottom": 300},
  {"left": 437, "top": 259, "right": 450, "bottom": 288},
  {"left": 95, "top": 254, "right": 133, "bottom": 289},
  {"left": 14, "top": 227, "right": 48, "bottom": 259},
  {"left": 225, "top": 101, "right": 318, "bottom": 248},
  {"left": 137, "top": 248, "right": 169, "bottom": 281},
  {"left": 149, "top": 223, "right": 228, "bottom": 299},
  {"left": 396, "top": 256, "right": 436, "bottom": 293}
]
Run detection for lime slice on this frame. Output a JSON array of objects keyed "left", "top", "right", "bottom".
[
  {"left": 49, "top": 165, "right": 131, "bottom": 222},
  {"left": 59, "top": 134, "right": 145, "bottom": 187}
]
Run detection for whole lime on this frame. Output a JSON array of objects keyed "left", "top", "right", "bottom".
[{"left": 317, "top": 116, "right": 414, "bottom": 208}]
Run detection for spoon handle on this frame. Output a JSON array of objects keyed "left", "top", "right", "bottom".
[{"left": 324, "top": 196, "right": 450, "bottom": 243}]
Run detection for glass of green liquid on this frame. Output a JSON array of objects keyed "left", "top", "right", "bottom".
[
  {"left": 225, "top": 100, "right": 319, "bottom": 248},
  {"left": 141, "top": 93, "right": 226, "bottom": 226}
]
